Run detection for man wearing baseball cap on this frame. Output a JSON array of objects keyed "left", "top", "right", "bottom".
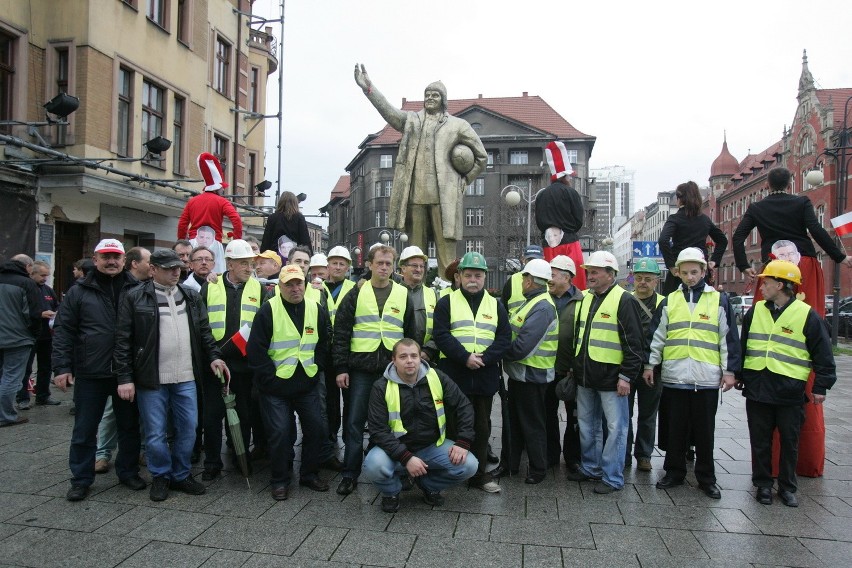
[
  {"left": 569, "top": 251, "right": 644, "bottom": 494},
  {"left": 53, "top": 239, "right": 145, "bottom": 501},
  {"left": 248, "top": 264, "right": 333, "bottom": 500}
]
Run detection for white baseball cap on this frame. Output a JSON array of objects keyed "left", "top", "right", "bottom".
[
  {"left": 582, "top": 251, "right": 619, "bottom": 273},
  {"left": 523, "top": 258, "right": 552, "bottom": 281},
  {"left": 94, "top": 239, "right": 125, "bottom": 254},
  {"left": 550, "top": 255, "right": 576, "bottom": 276}
]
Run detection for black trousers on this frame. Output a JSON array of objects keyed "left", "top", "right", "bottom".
[
  {"left": 661, "top": 387, "right": 718, "bottom": 486},
  {"left": 746, "top": 398, "right": 805, "bottom": 493},
  {"left": 447, "top": 392, "right": 493, "bottom": 480},
  {"left": 545, "top": 382, "right": 580, "bottom": 467},
  {"left": 325, "top": 370, "right": 342, "bottom": 445},
  {"left": 18, "top": 338, "right": 53, "bottom": 402},
  {"left": 508, "top": 380, "right": 548, "bottom": 476},
  {"left": 202, "top": 370, "right": 252, "bottom": 471}
]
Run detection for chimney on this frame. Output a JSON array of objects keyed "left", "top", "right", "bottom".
[
  {"left": 478, "top": 94, "right": 483, "bottom": 99},
  {"left": 522, "top": 91, "right": 528, "bottom": 97},
  {"left": 402, "top": 97, "right": 406, "bottom": 105}
]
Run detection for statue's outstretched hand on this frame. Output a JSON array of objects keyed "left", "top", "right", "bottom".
[{"left": 354, "top": 63, "right": 371, "bottom": 92}]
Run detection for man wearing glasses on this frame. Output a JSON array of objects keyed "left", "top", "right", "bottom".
[
  {"left": 183, "top": 247, "right": 216, "bottom": 293},
  {"left": 398, "top": 247, "right": 437, "bottom": 360}
]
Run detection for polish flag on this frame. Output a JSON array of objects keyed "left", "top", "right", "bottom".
[
  {"left": 831, "top": 211, "right": 852, "bottom": 237},
  {"left": 230, "top": 323, "right": 251, "bottom": 356}
]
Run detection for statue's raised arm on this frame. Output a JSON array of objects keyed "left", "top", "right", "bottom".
[{"left": 354, "top": 63, "right": 406, "bottom": 132}]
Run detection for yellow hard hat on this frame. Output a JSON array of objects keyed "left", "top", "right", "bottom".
[{"left": 758, "top": 260, "right": 802, "bottom": 285}]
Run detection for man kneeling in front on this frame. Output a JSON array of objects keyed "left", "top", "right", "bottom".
[{"left": 364, "top": 339, "right": 478, "bottom": 512}]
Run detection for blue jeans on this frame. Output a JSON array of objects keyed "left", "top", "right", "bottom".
[
  {"left": 259, "top": 380, "right": 327, "bottom": 488},
  {"left": 1, "top": 346, "right": 32, "bottom": 424},
  {"left": 69, "top": 377, "right": 141, "bottom": 488},
  {"left": 137, "top": 381, "right": 198, "bottom": 481},
  {"left": 341, "top": 371, "right": 380, "bottom": 478},
  {"left": 576, "top": 385, "right": 629, "bottom": 489},
  {"left": 363, "top": 439, "right": 479, "bottom": 496}
]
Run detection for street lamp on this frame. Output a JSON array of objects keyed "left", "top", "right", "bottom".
[
  {"left": 803, "top": 94, "right": 852, "bottom": 345},
  {"left": 501, "top": 179, "right": 547, "bottom": 247},
  {"left": 379, "top": 229, "right": 408, "bottom": 251}
]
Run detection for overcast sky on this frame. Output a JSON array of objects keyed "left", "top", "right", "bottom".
[{"left": 251, "top": 0, "right": 851, "bottom": 230}]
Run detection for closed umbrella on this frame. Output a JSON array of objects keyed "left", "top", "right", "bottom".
[{"left": 217, "top": 369, "right": 251, "bottom": 489}]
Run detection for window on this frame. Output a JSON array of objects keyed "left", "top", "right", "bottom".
[
  {"left": 565, "top": 149, "right": 578, "bottom": 165},
  {"left": 509, "top": 151, "right": 528, "bottom": 165},
  {"left": 117, "top": 67, "right": 133, "bottom": 156},
  {"left": 248, "top": 152, "right": 258, "bottom": 201},
  {"left": 375, "top": 210, "right": 388, "bottom": 227},
  {"left": 465, "top": 177, "right": 484, "bottom": 196},
  {"left": 141, "top": 80, "right": 165, "bottom": 160},
  {"left": 817, "top": 204, "right": 826, "bottom": 227},
  {"left": 53, "top": 45, "right": 70, "bottom": 144},
  {"left": 213, "top": 134, "right": 228, "bottom": 183},
  {"left": 751, "top": 227, "right": 757, "bottom": 246},
  {"left": 214, "top": 36, "right": 231, "bottom": 96},
  {"left": 379, "top": 154, "right": 393, "bottom": 169},
  {"left": 0, "top": 30, "right": 15, "bottom": 130},
  {"left": 176, "top": 0, "right": 190, "bottom": 44},
  {"left": 147, "top": 0, "right": 168, "bottom": 28},
  {"left": 427, "top": 241, "right": 435, "bottom": 258},
  {"left": 800, "top": 135, "right": 813, "bottom": 156},
  {"left": 486, "top": 151, "right": 496, "bottom": 165},
  {"left": 465, "top": 239, "right": 484, "bottom": 254},
  {"left": 465, "top": 207, "right": 484, "bottom": 227},
  {"left": 172, "top": 96, "right": 184, "bottom": 173},
  {"left": 373, "top": 180, "right": 391, "bottom": 198},
  {"left": 249, "top": 67, "right": 259, "bottom": 112}
]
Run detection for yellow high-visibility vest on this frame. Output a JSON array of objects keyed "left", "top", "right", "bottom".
[
  {"left": 442, "top": 289, "right": 498, "bottom": 358},
  {"left": 385, "top": 368, "right": 446, "bottom": 446},
  {"left": 206, "top": 278, "right": 262, "bottom": 341},
  {"left": 662, "top": 290, "right": 721, "bottom": 365},
  {"left": 511, "top": 293, "right": 558, "bottom": 369},
  {"left": 351, "top": 282, "right": 408, "bottom": 352},
  {"left": 744, "top": 299, "right": 811, "bottom": 381},
  {"left": 267, "top": 296, "right": 319, "bottom": 379},
  {"left": 575, "top": 286, "right": 625, "bottom": 364},
  {"left": 325, "top": 279, "right": 356, "bottom": 324}
]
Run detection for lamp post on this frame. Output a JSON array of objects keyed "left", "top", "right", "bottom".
[
  {"left": 501, "top": 178, "right": 547, "bottom": 247},
  {"left": 379, "top": 229, "right": 408, "bottom": 252},
  {"left": 805, "top": 94, "right": 852, "bottom": 346}
]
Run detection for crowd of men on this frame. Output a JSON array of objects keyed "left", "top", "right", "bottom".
[{"left": 0, "top": 229, "right": 835, "bottom": 511}]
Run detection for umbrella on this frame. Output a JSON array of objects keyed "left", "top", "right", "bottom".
[{"left": 217, "top": 369, "right": 251, "bottom": 489}]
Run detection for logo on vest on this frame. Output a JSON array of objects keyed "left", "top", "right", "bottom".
[
  {"left": 483, "top": 314, "right": 493, "bottom": 320},
  {"left": 248, "top": 296, "right": 258, "bottom": 303},
  {"left": 435, "top": 398, "right": 444, "bottom": 406},
  {"left": 698, "top": 313, "right": 710, "bottom": 321},
  {"left": 390, "top": 306, "right": 400, "bottom": 315},
  {"left": 781, "top": 326, "right": 794, "bottom": 335},
  {"left": 600, "top": 312, "right": 612, "bottom": 319},
  {"left": 305, "top": 326, "right": 315, "bottom": 335}
]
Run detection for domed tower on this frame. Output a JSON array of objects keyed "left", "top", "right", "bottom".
[{"left": 709, "top": 133, "right": 739, "bottom": 196}]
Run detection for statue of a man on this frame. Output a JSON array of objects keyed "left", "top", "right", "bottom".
[{"left": 354, "top": 64, "right": 487, "bottom": 276}]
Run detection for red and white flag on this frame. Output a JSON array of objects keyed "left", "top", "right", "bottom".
[
  {"left": 831, "top": 211, "right": 852, "bottom": 237},
  {"left": 230, "top": 323, "right": 251, "bottom": 356}
]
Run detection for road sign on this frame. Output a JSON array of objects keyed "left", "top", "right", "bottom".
[{"left": 632, "top": 241, "right": 661, "bottom": 258}]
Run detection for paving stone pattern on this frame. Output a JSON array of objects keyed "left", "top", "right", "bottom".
[{"left": 2, "top": 356, "right": 852, "bottom": 566}]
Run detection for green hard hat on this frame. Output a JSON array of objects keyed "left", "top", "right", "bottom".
[
  {"left": 458, "top": 251, "right": 488, "bottom": 272},
  {"left": 633, "top": 257, "right": 661, "bottom": 275}
]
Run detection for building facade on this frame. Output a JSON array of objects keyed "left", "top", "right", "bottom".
[
  {"left": 0, "top": 0, "right": 276, "bottom": 291},
  {"left": 325, "top": 92, "right": 597, "bottom": 290},
  {"left": 590, "top": 165, "right": 635, "bottom": 239}
]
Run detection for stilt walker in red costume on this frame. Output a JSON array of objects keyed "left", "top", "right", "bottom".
[
  {"left": 734, "top": 166, "right": 852, "bottom": 477},
  {"left": 535, "top": 141, "right": 586, "bottom": 290}
]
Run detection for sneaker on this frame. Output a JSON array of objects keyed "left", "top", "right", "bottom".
[
  {"left": 150, "top": 477, "right": 170, "bottom": 501},
  {"left": 381, "top": 494, "right": 400, "bottom": 513},
  {"left": 94, "top": 459, "right": 110, "bottom": 474},
  {"left": 17, "top": 400, "right": 31, "bottom": 410},
  {"left": 476, "top": 480, "right": 502, "bottom": 493},
  {"left": 171, "top": 474, "right": 206, "bottom": 495},
  {"left": 636, "top": 458, "right": 652, "bottom": 472},
  {"left": 422, "top": 490, "right": 444, "bottom": 507},
  {"left": 35, "top": 397, "right": 61, "bottom": 406}
]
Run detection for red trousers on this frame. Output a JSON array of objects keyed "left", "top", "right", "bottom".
[{"left": 544, "top": 242, "right": 586, "bottom": 290}]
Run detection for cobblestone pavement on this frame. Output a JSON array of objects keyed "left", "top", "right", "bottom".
[{"left": 2, "top": 357, "right": 852, "bottom": 567}]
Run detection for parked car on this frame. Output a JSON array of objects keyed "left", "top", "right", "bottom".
[
  {"left": 729, "top": 295, "right": 754, "bottom": 324},
  {"left": 825, "top": 298, "right": 852, "bottom": 337}
]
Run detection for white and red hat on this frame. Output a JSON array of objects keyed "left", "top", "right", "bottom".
[
  {"left": 545, "top": 141, "right": 574, "bottom": 182},
  {"left": 197, "top": 152, "right": 229, "bottom": 192},
  {"left": 94, "top": 238, "right": 125, "bottom": 255}
]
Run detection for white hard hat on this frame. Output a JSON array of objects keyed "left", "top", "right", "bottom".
[
  {"left": 399, "top": 245, "right": 428, "bottom": 264},
  {"left": 224, "top": 239, "right": 256, "bottom": 259},
  {"left": 582, "top": 251, "right": 619, "bottom": 273},
  {"left": 550, "top": 255, "right": 576, "bottom": 276},
  {"left": 523, "top": 258, "right": 553, "bottom": 281},
  {"left": 309, "top": 253, "right": 328, "bottom": 268},
  {"left": 675, "top": 247, "right": 707, "bottom": 268},
  {"left": 327, "top": 245, "right": 352, "bottom": 262}
]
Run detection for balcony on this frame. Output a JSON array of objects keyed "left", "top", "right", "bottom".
[{"left": 249, "top": 28, "right": 278, "bottom": 73}]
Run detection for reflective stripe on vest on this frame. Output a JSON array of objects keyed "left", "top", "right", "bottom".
[
  {"left": 510, "top": 293, "right": 558, "bottom": 369},
  {"left": 662, "top": 290, "right": 721, "bottom": 365},
  {"left": 206, "top": 278, "right": 262, "bottom": 341},
  {"left": 325, "top": 279, "right": 356, "bottom": 325},
  {"left": 743, "top": 299, "right": 811, "bottom": 381},
  {"left": 267, "top": 296, "right": 320, "bottom": 379},
  {"left": 351, "top": 281, "right": 409, "bottom": 352},
  {"left": 441, "top": 289, "right": 498, "bottom": 358},
  {"left": 384, "top": 368, "right": 446, "bottom": 446},
  {"left": 423, "top": 286, "right": 437, "bottom": 344},
  {"left": 506, "top": 272, "right": 525, "bottom": 317},
  {"left": 574, "top": 286, "right": 625, "bottom": 364}
]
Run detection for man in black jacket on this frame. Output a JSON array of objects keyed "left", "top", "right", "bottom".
[
  {"left": 53, "top": 239, "right": 145, "bottom": 501},
  {"left": 364, "top": 339, "right": 477, "bottom": 512},
  {"left": 17, "top": 260, "right": 61, "bottom": 410},
  {"left": 0, "top": 255, "right": 42, "bottom": 427},
  {"left": 113, "top": 249, "right": 228, "bottom": 502},
  {"left": 247, "top": 265, "right": 333, "bottom": 501}
]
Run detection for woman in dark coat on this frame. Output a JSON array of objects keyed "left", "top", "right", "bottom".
[
  {"left": 260, "top": 191, "right": 312, "bottom": 259},
  {"left": 658, "top": 181, "right": 728, "bottom": 295}
]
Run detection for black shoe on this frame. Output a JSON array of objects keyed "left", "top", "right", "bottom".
[
  {"left": 120, "top": 475, "right": 147, "bottom": 491},
  {"left": 686, "top": 448, "right": 695, "bottom": 462},
  {"left": 201, "top": 469, "right": 221, "bottom": 481},
  {"left": 381, "top": 494, "right": 400, "bottom": 513},
  {"left": 655, "top": 475, "right": 685, "bottom": 489},
  {"left": 525, "top": 473, "right": 546, "bottom": 485},
  {"left": 566, "top": 469, "right": 598, "bottom": 482},
  {"left": 699, "top": 483, "right": 722, "bottom": 499},
  {"left": 336, "top": 477, "right": 357, "bottom": 495},
  {"left": 487, "top": 446, "right": 499, "bottom": 464},
  {"left": 17, "top": 399, "right": 31, "bottom": 410},
  {"left": 190, "top": 448, "right": 201, "bottom": 465},
  {"left": 320, "top": 456, "right": 343, "bottom": 471},
  {"left": 171, "top": 474, "right": 206, "bottom": 495},
  {"left": 593, "top": 482, "right": 618, "bottom": 494},
  {"left": 150, "top": 477, "right": 169, "bottom": 502},
  {"left": 66, "top": 485, "right": 90, "bottom": 502},
  {"left": 487, "top": 464, "right": 517, "bottom": 479},
  {"left": 778, "top": 489, "right": 798, "bottom": 507},
  {"left": 299, "top": 478, "right": 330, "bottom": 492},
  {"left": 35, "top": 397, "right": 61, "bottom": 406},
  {"left": 400, "top": 474, "right": 414, "bottom": 491},
  {"left": 271, "top": 486, "right": 289, "bottom": 501},
  {"left": 756, "top": 487, "right": 773, "bottom": 505},
  {"left": 422, "top": 490, "right": 444, "bottom": 507}
]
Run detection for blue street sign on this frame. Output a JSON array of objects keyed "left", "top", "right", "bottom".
[{"left": 632, "top": 241, "right": 661, "bottom": 258}]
